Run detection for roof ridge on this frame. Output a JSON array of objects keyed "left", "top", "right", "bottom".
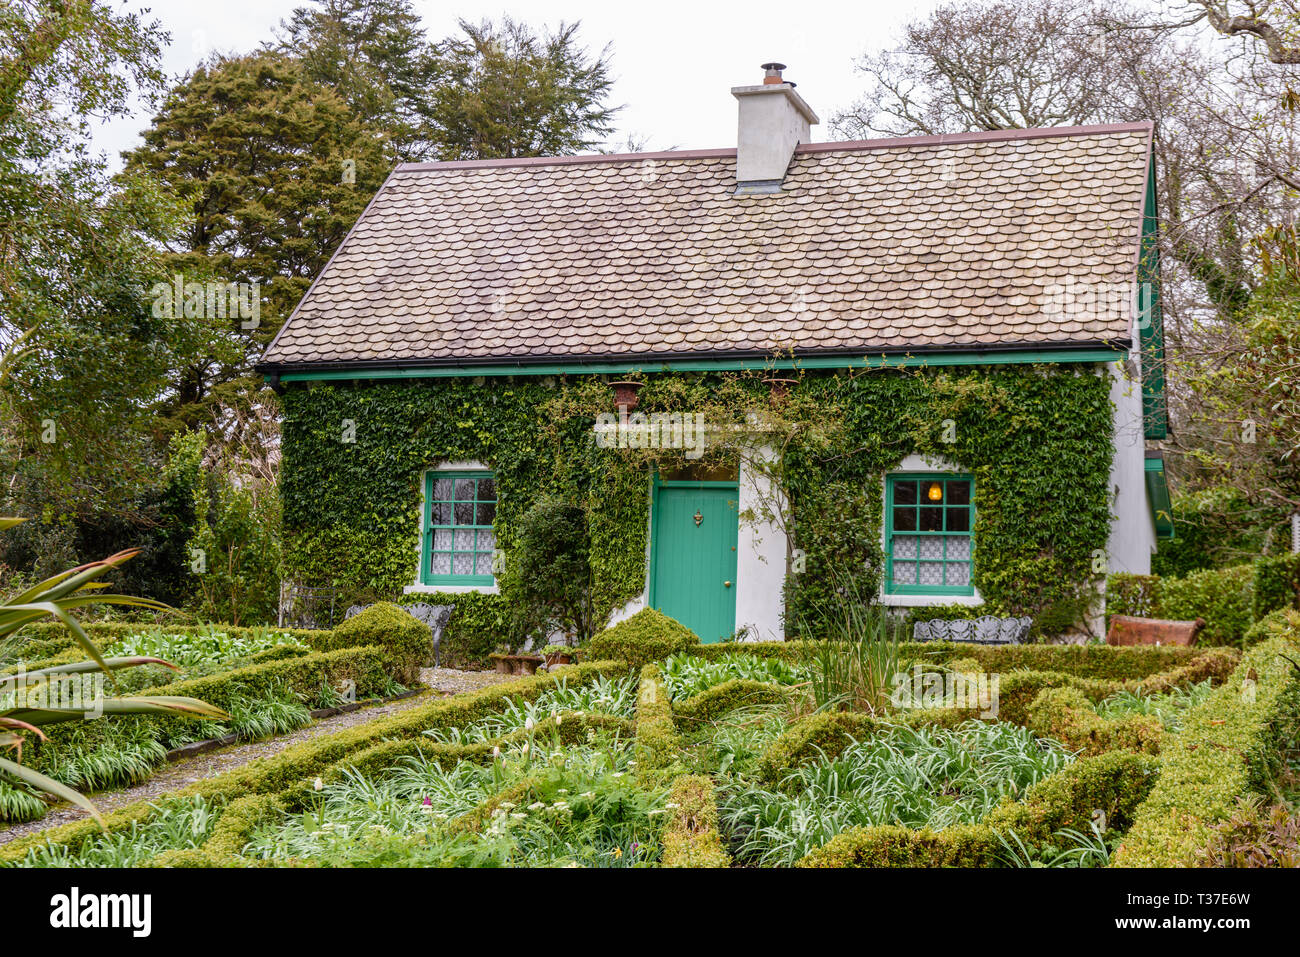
[{"left": 393, "top": 121, "right": 1153, "bottom": 174}]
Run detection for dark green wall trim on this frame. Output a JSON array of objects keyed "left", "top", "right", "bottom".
[
  {"left": 1144, "top": 457, "right": 1175, "bottom": 541},
  {"left": 1139, "top": 151, "right": 1170, "bottom": 440},
  {"left": 272, "top": 348, "right": 1125, "bottom": 383}
]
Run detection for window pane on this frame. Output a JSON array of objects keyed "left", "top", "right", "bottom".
[
  {"left": 920, "top": 507, "right": 943, "bottom": 532},
  {"left": 892, "top": 562, "right": 917, "bottom": 585},
  {"left": 892, "top": 507, "right": 916, "bottom": 531},
  {"left": 947, "top": 481, "right": 971, "bottom": 506},
  {"left": 476, "top": 502, "right": 496, "bottom": 526},
  {"left": 474, "top": 551, "right": 495, "bottom": 574},
  {"left": 477, "top": 529, "right": 495, "bottom": 552},
  {"left": 919, "top": 562, "right": 944, "bottom": 585},
  {"left": 429, "top": 552, "right": 451, "bottom": 575},
  {"left": 945, "top": 563, "right": 971, "bottom": 587},
  {"left": 454, "top": 529, "right": 474, "bottom": 551},
  {"left": 946, "top": 537, "right": 971, "bottom": 561},
  {"left": 430, "top": 502, "right": 451, "bottom": 525},
  {"left": 919, "top": 537, "right": 944, "bottom": 560},
  {"left": 946, "top": 508, "right": 970, "bottom": 532},
  {"left": 454, "top": 479, "right": 476, "bottom": 501},
  {"left": 433, "top": 478, "right": 453, "bottom": 500},
  {"left": 452, "top": 552, "right": 475, "bottom": 575},
  {"left": 478, "top": 477, "right": 497, "bottom": 501},
  {"left": 893, "top": 480, "right": 918, "bottom": 505},
  {"left": 893, "top": 536, "right": 918, "bottom": 560},
  {"left": 453, "top": 500, "right": 475, "bottom": 525},
  {"left": 433, "top": 529, "right": 453, "bottom": 550}
]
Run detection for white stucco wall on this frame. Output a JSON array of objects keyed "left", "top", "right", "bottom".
[
  {"left": 1107, "top": 358, "right": 1156, "bottom": 575},
  {"left": 734, "top": 448, "right": 788, "bottom": 641}
]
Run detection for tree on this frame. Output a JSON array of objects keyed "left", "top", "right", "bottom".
[
  {"left": 122, "top": 52, "right": 389, "bottom": 435},
  {"left": 276, "top": 0, "right": 437, "bottom": 161},
  {"left": 0, "top": 0, "right": 221, "bottom": 522},
  {"left": 426, "top": 18, "right": 618, "bottom": 160}
]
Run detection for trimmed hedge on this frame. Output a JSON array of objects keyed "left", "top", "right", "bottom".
[
  {"left": 798, "top": 750, "right": 1158, "bottom": 867},
  {"left": 588, "top": 609, "right": 699, "bottom": 673},
  {"left": 1113, "top": 621, "right": 1300, "bottom": 867},
  {"left": 634, "top": 664, "right": 680, "bottom": 777},
  {"left": 1027, "top": 687, "right": 1164, "bottom": 756},
  {"left": 661, "top": 774, "right": 730, "bottom": 868},
  {"left": 1108, "top": 555, "right": 1300, "bottom": 647},
  {"left": 311, "top": 602, "right": 431, "bottom": 684},
  {"left": 1253, "top": 553, "right": 1300, "bottom": 621},
  {"left": 670, "top": 679, "right": 788, "bottom": 730},
  {"left": 0, "top": 661, "right": 625, "bottom": 863}
]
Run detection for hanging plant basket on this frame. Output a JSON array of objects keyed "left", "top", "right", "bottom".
[{"left": 609, "top": 380, "right": 645, "bottom": 411}]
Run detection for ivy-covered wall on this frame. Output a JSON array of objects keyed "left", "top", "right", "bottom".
[{"left": 280, "top": 363, "right": 1116, "bottom": 660}]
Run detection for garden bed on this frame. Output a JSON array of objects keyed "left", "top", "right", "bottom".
[{"left": 4, "top": 608, "right": 1297, "bottom": 868}]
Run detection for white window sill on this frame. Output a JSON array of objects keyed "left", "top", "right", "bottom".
[
  {"left": 880, "top": 592, "right": 983, "bottom": 608},
  {"left": 403, "top": 583, "right": 499, "bottom": 596}
]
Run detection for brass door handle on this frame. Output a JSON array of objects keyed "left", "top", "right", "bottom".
[{"left": 724, "top": 581, "right": 732, "bottom": 588}]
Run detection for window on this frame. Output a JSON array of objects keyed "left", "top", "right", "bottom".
[
  {"left": 422, "top": 472, "right": 497, "bottom": 585},
  {"left": 885, "top": 474, "right": 974, "bottom": 596}
]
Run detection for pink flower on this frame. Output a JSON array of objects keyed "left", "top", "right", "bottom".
[{"left": 422, "top": 796, "right": 432, "bottom": 806}]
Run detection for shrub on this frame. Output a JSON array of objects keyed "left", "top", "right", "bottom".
[
  {"left": 587, "top": 609, "right": 699, "bottom": 672},
  {"left": 1253, "top": 553, "right": 1300, "bottom": 621},
  {"left": 505, "top": 495, "right": 600, "bottom": 645},
  {"left": 319, "top": 602, "right": 432, "bottom": 684},
  {"left": 661, "top": 775, "right": 729, "bottom": 868},
  {"left": 1114, "top": 630, "right": 1300, "bottom": 867},
  {"left": 1197, "top": 799, "right": 1300, "bottom": 867},
  {"left": 1158, "top": 564, "right": 1255, "bottom": 646}
]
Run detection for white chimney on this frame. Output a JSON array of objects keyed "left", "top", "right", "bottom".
[{"left": 731, "top": 62, "right": 820, "bottom": 194}]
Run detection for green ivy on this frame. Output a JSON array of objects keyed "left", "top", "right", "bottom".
[{"left": 280, "top": 364, "right": 1115, "bottom": 645}]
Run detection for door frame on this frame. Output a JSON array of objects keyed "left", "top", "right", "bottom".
[{"left": 647, "top": 474, "right": 740, "bottom": 618}]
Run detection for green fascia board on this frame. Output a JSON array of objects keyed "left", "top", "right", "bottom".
[
  {"left": 1138, "top": 151, "right": 1170, "bottom": 440},
  {"left": 1144, "top": 458, "right": 1175, "bottom": 540},
  {"left": 273, "top": 348, "right": 1125, "bottom": 383}
]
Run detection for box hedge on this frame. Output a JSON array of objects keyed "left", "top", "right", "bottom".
[
  {"left": 1113, "top": 622, "right": 1300, "bottom": 867},
  {"left": 311, "top": 602, "right": 431, "bottom": 684},
  {"left": 661, "top": 774, "right": 730, "bottom": 868},
  {"left": 588, "top": 609, "right": 699, "bottom": 673}
]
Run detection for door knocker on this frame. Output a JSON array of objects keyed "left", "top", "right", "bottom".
[{"left": 693, "top": 510, "right": 703, "bottom": 527}]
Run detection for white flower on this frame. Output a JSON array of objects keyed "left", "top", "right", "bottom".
[
  {"left": 555, "top": 714, "right": 563, "bottom": 726},
  {"left": 492, "top": 745, "right": 501, "bottom": 758},
  {"left": 313, "top": 777, "right": 324, "bottom": 791},
  {"left": 510, "top": 813, "right": 527, "bottom": 820},
  {"left": 525, "top": 717, "right": 535, "bottom": 730},
  {"left": 528, "top": 801, "right": 546, "bottom": 811}
]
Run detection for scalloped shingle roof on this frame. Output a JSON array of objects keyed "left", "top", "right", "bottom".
[{"left": 260, "top": 123, "right": 1152, "bottom": 370}]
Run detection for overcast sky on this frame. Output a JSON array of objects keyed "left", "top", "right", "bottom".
[{"left": 92, "top": 0, "right": 944, "bottom": 165}]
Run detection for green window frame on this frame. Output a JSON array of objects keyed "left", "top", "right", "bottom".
[
  {"left": 421, "top": 471, "right": 497, "bottom": 586},
  {"left": 884, "top": 473, "right": 975, "bottom": 597}
]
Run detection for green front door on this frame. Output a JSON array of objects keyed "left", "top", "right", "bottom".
[{"left": 649, "top": 483, "right": 739, "bottom": 643}]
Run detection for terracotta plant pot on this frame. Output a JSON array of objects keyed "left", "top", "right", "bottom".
[
  {"left": 490, "top": 653, "right": 545, "bottom": 675},
  {"left": 544, "top": 651, "right": 575, "bottom": 668},
  {"left": 610, "top": 380, "right": 644, "bottom": 411}
]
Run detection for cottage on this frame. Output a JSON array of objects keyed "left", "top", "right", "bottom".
[{"left": 259, "top": 64, "right": 1170, "bottom": 650}]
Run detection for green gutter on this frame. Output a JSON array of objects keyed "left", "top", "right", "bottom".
[{"left": 274, "top": 348, "right": 1125, "bottom": 383}]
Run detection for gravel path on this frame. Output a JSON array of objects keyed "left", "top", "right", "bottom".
[{"left": 0, "top": 668, "right": 513, "bottom": 846}]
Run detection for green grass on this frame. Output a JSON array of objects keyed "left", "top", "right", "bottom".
[{"left": 1093, "top": 679, "right": 1216, "bottom": 732}]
